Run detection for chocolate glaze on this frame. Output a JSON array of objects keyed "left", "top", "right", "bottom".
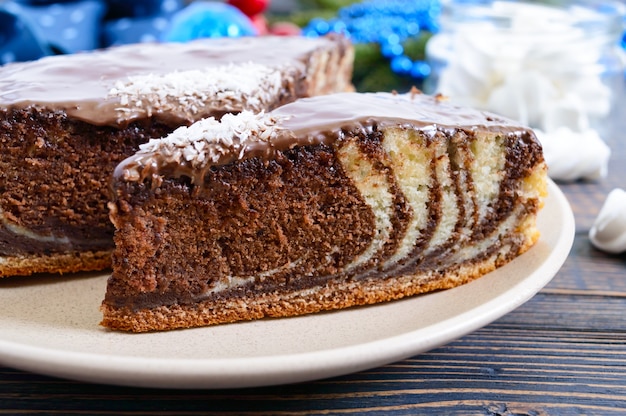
[
  {"left": 275, "top": 91, "right": 528, "bottom": 138},
  {"left": 0, "top": 36, "right": 345, "bottom": 127},
  {"left": 115, "top": 91, "right": 536, "bottom": 187}
]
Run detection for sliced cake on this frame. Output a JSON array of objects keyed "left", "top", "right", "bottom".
[
  {"left": 102, "top": 91, "right": 548, "bottom": 332},
  {"left": 0, "top": 35, "right": 353, "bottom": 277}
]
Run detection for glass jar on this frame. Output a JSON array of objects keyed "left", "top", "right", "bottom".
[{"left": 425, "top": 0, "right": 625, "bottom": 145}]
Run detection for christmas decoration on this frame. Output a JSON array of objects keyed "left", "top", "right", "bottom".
[{"left": 300, "top": 0, "right": 440, "bottom": 91}]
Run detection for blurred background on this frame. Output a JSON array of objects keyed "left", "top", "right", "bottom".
[{"left": 1, "top": 0, "right": 623, "bottom": 91}]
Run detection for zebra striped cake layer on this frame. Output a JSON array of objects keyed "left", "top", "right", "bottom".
[{"left": 102, "top": 92, "right": 547, "bottom": 332}]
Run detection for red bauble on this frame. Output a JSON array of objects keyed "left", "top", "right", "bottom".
[
  {"left": 227, "top": 0, "right": 269, "bottom": 17},
  {"left": 249, "top": 14, "right": 269, "bottom": 35},
  {"left": 269, "top": 22, "right": 302, "bottom": 36}
]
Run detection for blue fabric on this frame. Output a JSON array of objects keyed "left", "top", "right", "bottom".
[
  {"left": 3, "top": 0, "right": 105, "bottom": 54},
  {"left": 0, "top": 8, "right": 49, "bottom": 64},
  {"left": 0, "top": 0, "right": 258, "bottom": 63},
  {"left": 102, "top": 15, "right": 170, "bottom": 46}
]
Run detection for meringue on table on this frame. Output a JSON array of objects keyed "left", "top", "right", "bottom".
[
  {"left": 535, "top": 127, "right": 611, "bottom": 183},
  {"left": 590, "top": 189, "right": 626, "bottom": 254}
]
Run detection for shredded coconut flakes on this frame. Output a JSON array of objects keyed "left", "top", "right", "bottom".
[
  {"left": 108, "top": 62, "right": 285, "bottom": 117},
  {"left": 137, "top": 111, "right": 283, "bottom": 168}
]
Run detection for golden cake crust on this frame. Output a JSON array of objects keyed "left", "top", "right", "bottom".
[{"left": 0, "top": 250, "right": 112, "bottom": 277}]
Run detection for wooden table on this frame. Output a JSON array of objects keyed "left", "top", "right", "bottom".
[{"left": 1, "top": 105, "right": 625, "bottom": 416}]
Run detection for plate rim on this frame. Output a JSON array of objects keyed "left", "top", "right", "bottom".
[{"left": 0, "top": 180, "right": 575, "bottom": 389}]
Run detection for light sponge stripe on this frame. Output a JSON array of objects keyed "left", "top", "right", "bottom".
[
  {"left": 422, "top": 132, "right": 459, "bottom": 253},
  {"left": 469, "top": 133, "right": 506, "bottom": 224},
  {"left": 380, "top": 128, "right": 434, "bottom": 266},
  {"left": 337, "top": 138, "right": 394, "bottom": 272}
]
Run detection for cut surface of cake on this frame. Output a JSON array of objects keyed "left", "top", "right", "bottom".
[
  {"left": 0, "top": 35, "right": 353, "bottom": 277},
  {"left": 102, "top": 91, "right": 548, "bottom": 332}
]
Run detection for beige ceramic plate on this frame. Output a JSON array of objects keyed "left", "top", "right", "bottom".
[{"left": 0, "top": 180, "right": 574, "bottom": 389}]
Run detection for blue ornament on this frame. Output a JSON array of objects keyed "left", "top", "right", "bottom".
[
  {"left": 390, "top": 55, "right": 412, "bottom": 74},
  {"left": 302, "top": 18, "right": 330, "bottom": 37},
  {"left": 410, "top": 60, "right": 431, "bottom": 78},
  {"left": 0, "top": 8, "right": 49, "bottom": 64},
  {"left": 3, "top": 0, "right": 106, "bottom": 54},
  {"left": 303, "top": 0, "right": 441, "bottom": 81},
  {"left": 381, "top": 42, "right": 403, "bottom": 58},
  {"left": 161, "top": 2, "right": 257, "bottom": 43}
]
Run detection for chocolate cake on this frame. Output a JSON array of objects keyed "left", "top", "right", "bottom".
[
  {"left": 0, "top": 35, "right": 353, "bottom": 277},
  {"left": 102, "top": 91, "right": 548, "bottom": 332}
]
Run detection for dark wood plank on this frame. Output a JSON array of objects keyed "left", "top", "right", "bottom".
[
  {"left": 546, "top": 233, "right": 626, "bottom": 293},
  {"left": 562, "top": 165, "right": 626, "bottom": 233}
]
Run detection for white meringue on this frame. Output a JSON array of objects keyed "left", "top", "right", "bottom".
[
  {"left": 535, "top": 127, "right": 610, "bottom": 182},
  {"left": 427, "top": 1, "right": 622, "bottom": 182},
  {"left": 429, "top": 5, "right": 614, "bottom": 134},
  {"left": 590, "top": 189, "right": 626, "bottom": 254}
]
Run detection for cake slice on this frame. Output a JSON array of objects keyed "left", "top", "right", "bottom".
[
  {"left": 102, "top": 91, "right": 547, "bottom": 332},
  {"left": 0, "top": 35, "right": 353, "bottom": 277}
]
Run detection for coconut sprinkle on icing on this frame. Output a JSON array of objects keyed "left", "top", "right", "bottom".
[
  {"left": 108, "top": 62, "right": 285, "bottom": 118},
  {"left": 136, "top": 110, "right": 284, "bottom": 170}
]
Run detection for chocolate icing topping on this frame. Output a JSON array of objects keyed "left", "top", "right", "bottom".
[
  {"left": 275, "top": 91, "right": 527, "bottom": 136},
  {"left": 0, "top": 36, "right": 339, "bottom": 126},
  {"left": 114, "top": 91, "right": 535, "bottom": 186}
]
